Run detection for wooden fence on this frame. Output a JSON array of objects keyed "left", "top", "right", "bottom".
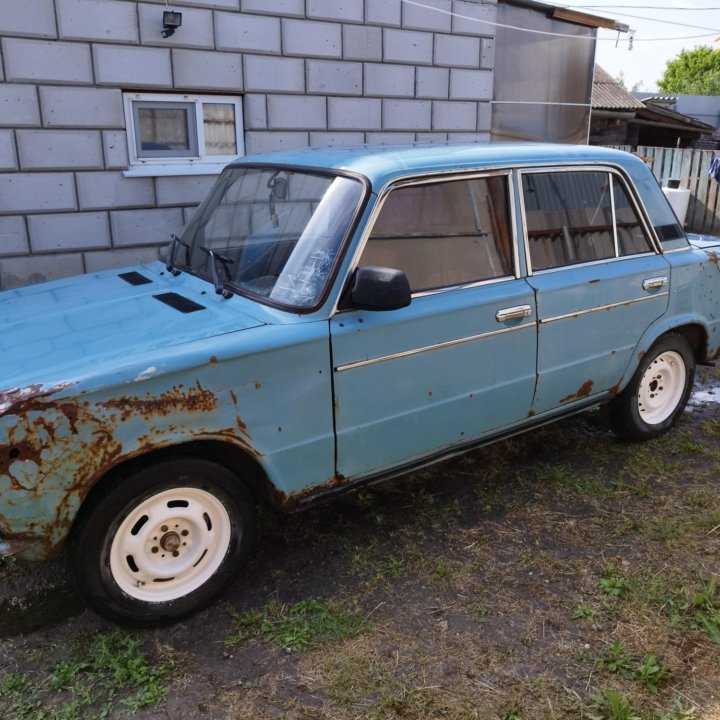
[{"left": 609, "top": 145, "right": 720, "bottom": 235}]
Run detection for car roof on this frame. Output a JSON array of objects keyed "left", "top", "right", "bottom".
[{"left": 229, "top": 142, "right": 640, "bottom": 189}]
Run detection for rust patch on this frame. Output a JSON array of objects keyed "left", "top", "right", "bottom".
[
  {"left": 638, "top": 351, "right": 645, "bottom": 363},
  {"left": 609, "top": 383, "right": 621, "bottom": 396},
  {"left": 527, "top": 410, "right": 536, "bottom": 418},
  {"left": 706, "top": 251, "right": 720, "bottom": 269},
  {"left": 0, "top": 379, "right": 235, "bottom": 558},
  {"left": 0, "top": 382, "right": 76, "bottom": 418},
  {"left": 253, "top": 381, "right": 262, "bottom": 390},
  {"left": 235, "top": 415, "right": 252, "bottom": 440},
  {"left": 230, "top": 389, "right": 238, "bottom": 406},
  {"left": 209, "top": 355, "right": 219, "bottom": 367},
  {"left": 560, "top": 379, "right": 594, "bottom": 404},
  {"left": 101, "top": 381, "right": 217, "bottom": 421},
  {"left": 275, "top": 473, "right": 350, "bottom": 511}
]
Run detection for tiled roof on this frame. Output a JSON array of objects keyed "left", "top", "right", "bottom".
[{"left": 592, "top": 66, "right": 645, "bottom": 111}]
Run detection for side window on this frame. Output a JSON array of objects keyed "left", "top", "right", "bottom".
[
  {"left": 613, "top": 182, "right": 653, "bottom": 256},
  {"left": 523, "top": 170, "right": 652, "bottom": 272},
  {"left": 359, "top": 175, "right": 513, "bottom": 293}
]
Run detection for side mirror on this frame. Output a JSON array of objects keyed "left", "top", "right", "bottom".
[{"left": 349, "top": 266, "right": 411, "bottom": 311}]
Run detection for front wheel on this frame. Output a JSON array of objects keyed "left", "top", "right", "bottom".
[
  {"left": 68, "top": 458, "right": 255, "bottom": 626},
  {"left": 608, "top": 333, "right": 695, "bottom": 441}
]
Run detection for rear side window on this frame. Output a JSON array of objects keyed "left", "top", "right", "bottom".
[
  {"left": 523, "top": 170, "right": 652, "bottom": 271},
  {"left": 359, "top": 175, "right": 513, "bottom": 293}
]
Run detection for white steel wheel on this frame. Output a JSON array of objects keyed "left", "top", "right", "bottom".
[
  {"left": 69, "top": 458, "right": 255, "bottom": 627},
  {"left": 608, "top": 333, "right": 695, "bottom": 442},
  {"left": 636, "top": 350, "right": 687, "bottom": 425},
  {"left": 109, "top": 487, "right": 232, "bottom": 603}
]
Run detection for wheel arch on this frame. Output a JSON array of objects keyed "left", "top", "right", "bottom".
[
  {"left": 70, "top": 439, "right": 279, "bottom": 540},
  {"left": 618, "top": 318, "right": 710, "bottom": 394}
]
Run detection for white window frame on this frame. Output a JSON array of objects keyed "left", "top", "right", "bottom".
[{"left": 122, "top": 92, "right": 244, "bottom": 177}]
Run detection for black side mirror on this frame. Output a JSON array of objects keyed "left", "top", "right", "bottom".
[{"left": 350, "top": 266, "right": 411, "bottom": 311}]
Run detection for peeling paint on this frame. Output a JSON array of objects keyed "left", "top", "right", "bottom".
[
  {"left": 0, "top": 382, "right": 76, "bottom": 417},
  {"left": 134, "top": 366, "right": 158, "bottom": 382}
]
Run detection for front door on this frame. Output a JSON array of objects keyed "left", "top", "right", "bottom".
[{"left": 331, "top": 172, "right": 538, "bottom": 479}]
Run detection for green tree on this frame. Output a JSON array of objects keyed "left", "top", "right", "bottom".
[{"left": 658, "top": 45, "right": 720, "bottom": 95}]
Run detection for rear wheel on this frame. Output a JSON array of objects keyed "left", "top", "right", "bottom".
[
  {"left": 68, "top": 458, "right": 255, "bottom": 627},
  {"left": 608, "top": 333, "right": 695, "bottom": 441}
]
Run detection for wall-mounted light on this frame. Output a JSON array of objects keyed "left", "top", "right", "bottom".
[{"left": 162, "top": 10, "right": 182, "bottom": 38}]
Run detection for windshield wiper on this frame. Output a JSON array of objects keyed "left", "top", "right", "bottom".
[
  {"left": 166, "top": 234, "right": 191, "bottom": 275},
  {"left": 199, "top": 246, "right": 234, "bottom": 299}
]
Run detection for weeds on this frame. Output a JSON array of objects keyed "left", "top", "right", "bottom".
[
  {"left": 587, "top": 688, "right": 641, "bottom": 720},
  {"left": 595, "top": 641, "right": 670, "bottom": 694},
  {"left": 597, "top": 640, "right": 633, "bottom": 679},
  {"left": 226, "top": 597, "right": 366, "bottom": 651},
  {"left": 635, "top": 653, "right": 670, "bottom": 693},
  {"left": 600, "top": 571, "right": 630, "bottom": 599},
  {"left": 572, "top": 605, "right": 595, "bottom": 620},
  {"left": 0, "top": 631, "right": 176, "bottom": 720},
  {"left": 667, "top": 577, "right": 720, "bottom": 643}
]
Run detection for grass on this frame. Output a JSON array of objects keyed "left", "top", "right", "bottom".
[
  {"left": 0, "top": 631, "right": 176, "bottom": 720},
  {"left": 226, "top": 597, "right": 367, "bottom": 651}
]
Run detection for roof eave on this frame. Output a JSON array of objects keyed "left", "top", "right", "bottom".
[{"left": 503, "top": 0, "right": 629, "bottom": 32}]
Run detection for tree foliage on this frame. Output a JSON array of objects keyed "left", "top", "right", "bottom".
[{"left": 658, "top": 45, "right": 720, "bottom": 95}]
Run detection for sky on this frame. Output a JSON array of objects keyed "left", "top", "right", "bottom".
[{"left": 570, "top": 0, "right": 720, "bottom": 92}]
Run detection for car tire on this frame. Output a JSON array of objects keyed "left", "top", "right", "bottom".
[
  {"left": 68, "top": 458, "right": 255, "bottom": 627},
  {"left": 608, "top": 333, "right": 695, "bottom": 441}
]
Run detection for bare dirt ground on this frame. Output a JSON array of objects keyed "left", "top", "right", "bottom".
[{"left": 2, "top": 366, "right": 720, "bottom": 720}]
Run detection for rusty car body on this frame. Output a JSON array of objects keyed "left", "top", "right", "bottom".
[{"left": 2, "top": 142, "right": 719, "bottom": 625}]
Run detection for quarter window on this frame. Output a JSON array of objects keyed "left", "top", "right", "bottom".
[
  {"left": 523, "top": 170, "right": 652, "bottom": 271},
  {"left": 359, "top": 175, "right": 514, "bottom": 293},
  {"left": 123, "top": 93, "right": 244, "bottom": 175}
]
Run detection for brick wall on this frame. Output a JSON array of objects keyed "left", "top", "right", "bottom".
[{"left": 0, "top": 0, "right": 496, "bottom": 289}]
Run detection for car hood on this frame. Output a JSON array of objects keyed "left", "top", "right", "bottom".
[{"left": 0, "top": 262, "right": 266, "bottom": 391}]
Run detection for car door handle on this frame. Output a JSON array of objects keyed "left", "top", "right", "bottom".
[
  {"left": 642, "top": 276, "right": 667, "bottom": 291},
  {"left": 495, "top": 305, "right": 532, "bottom": 322}
]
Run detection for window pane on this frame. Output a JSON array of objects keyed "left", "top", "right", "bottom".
[
  {"left": 133, "top": 102, "right": 197, "bottom": 158},
  {"left": 138, "top": 108, "right": 190, "bottom": 150},
  {"left": 613, "top": 181, "right": 652, "bottom": 256},
  {"left": 203, "top": 103, "right": 237, "bottom": 156},
  {"left": 524, "top": 171, "right": 615, "bottom": 271},
  {"left": 360, "top": 176, "right": 513, "bottom": 292}
]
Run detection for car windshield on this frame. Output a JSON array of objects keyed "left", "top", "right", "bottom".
[{"left": 176, "top": 166, "right": 365, "bottom": 309}]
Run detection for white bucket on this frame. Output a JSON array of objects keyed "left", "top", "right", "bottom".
[{"left": 662, "top": 187, "right": 691, "bottom": 225}]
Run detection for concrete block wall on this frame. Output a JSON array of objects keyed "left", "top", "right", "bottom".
[{"left": 0, "top": 0, "right": 497, "bottom": 289}]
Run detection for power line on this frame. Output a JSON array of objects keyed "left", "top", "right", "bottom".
[
  {"left": 571, "top": 4, "right": 720, "bottom": 9},
  {"left": 594, "top": 10, "right": 720, "bottom": 31},
  {"left": 401, "top": 0, "right": 718, "bottom": 44}
]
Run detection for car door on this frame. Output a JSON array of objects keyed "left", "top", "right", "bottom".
[
  {"left": 520, "top": 167, "right": 671, "bottom": 415},
  {"left": 331, "top": 172, "right": 538, "bottom": 480}
]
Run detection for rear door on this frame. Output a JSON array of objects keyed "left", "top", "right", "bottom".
[
  {"left": 331, "top": 172, "right": 538, "bottom": 479},
  {"left": 520, "top": 167, "right": 671, "bottom": 415}
]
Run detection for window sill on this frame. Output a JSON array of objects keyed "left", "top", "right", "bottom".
[{"left": 123, "top": 163, "right": 228, "bottom": 178}]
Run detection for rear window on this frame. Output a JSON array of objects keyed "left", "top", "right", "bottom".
[{"left": 522, "top": 170, "right": 653, "bottom": 271}]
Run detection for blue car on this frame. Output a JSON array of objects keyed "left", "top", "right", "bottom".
[{"left": 2, "top": 143, "right": 719, "bottom": 625}]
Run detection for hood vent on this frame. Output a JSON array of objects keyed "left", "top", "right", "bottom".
[
  {"left": 153, "top": 292, "right": 206, "bottom": 314},
  {"left": 119, "top": 271, "right": 153, "bottom": 286}
]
